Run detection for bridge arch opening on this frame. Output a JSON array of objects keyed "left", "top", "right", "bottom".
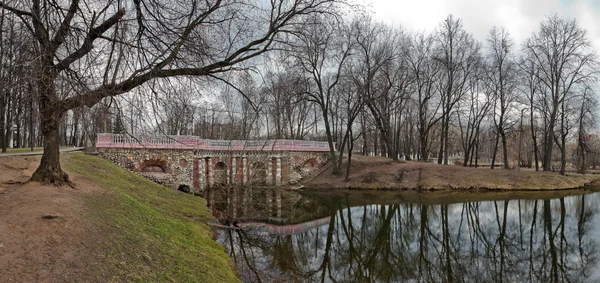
[
  {"left": 303, "top": 158, "right": 318, "bottom": 168},
  {"left": 141, "top": 159, "right": 167, "bottom": 173},
  {"left": 214, "top": 161, "right": 228, "bottom": 186},
  {"left": 178, "top": 185, "right": 192, "bottom": 194}
]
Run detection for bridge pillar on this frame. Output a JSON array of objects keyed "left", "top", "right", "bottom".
[
  {"left": 231, "top": 157, "right": 237, "bottom": 185},
  {"left": 267, "top": 157, "right": 273, "bottom": 185},
  {"left": 193, "top": 158, "right": 200, "bottom": 193},
  {"left": 276, "top": 190, "right": 282, "bottom": 218},
  {"left": 198, "top": 157, "right": 205, "bottom": 191},
  {"left": 275, "top": 156, "right": 282, "bottom": 186},
  {"left": 242, "top": 156, "right": 247, "bottom": 185},
  {"left": 206, "top": 157, "right": 214, "bottom": 188}
]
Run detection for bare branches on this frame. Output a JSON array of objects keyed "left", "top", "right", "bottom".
[
  {"left": 48, "top": 0, "right": 79, "bottom": 53},
  {"left": 54, "top": 8, "right": 125, "bottom": 72},
  {"left": 0, "top": 1, "right": 31, "bottom": 17}
]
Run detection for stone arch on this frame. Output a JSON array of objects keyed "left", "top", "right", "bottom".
[
  {"left": 214, "top": 161, "right": 228, "bottom": 186},
  {"left": 140, "top": 159, "right": 167, "bottom": 173},
  {"left": 178, "top": 184, "right": 192, "bottom": 194},
  {"left": 215, "top": 161, "right": 227, "bottom": 170},
  {"left": 250, "top": 161, "right": 267, "bottom": 185},
  {"left": 303, "top": 158, "right": 318, "bottom": 168}
]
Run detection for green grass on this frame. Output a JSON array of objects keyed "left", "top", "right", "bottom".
[{"left": 63, "top": 153, "right": 240, "bottom": 282}]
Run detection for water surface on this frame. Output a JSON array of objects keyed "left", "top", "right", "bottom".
[{"left": 208, "top": 187, "right": 600, "bottom": 282}]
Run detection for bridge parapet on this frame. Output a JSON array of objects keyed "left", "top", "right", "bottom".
[{"left": 97, "top": 133, "right": 332, "bottom": 151}]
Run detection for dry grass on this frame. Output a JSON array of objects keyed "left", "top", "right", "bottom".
[{"left": 307, "top": 156, "right": 600, "bottom": 191}]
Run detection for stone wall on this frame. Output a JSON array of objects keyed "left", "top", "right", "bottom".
[
  {"left": 97, "top": 148, "right": 195, "bottom": 192},
  {"left": 97, "top": 148, "right": 330, "bottom": 192},
  {"left": 287, "top": 152, "right": 330, "bottom": 184}
]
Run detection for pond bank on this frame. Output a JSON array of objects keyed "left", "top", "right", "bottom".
[
  {"left": 305, "top": 156, "right": 600, "bottom": 191},
  {"left": 0, "top": 153, "right": 239, "bottom": 282}
]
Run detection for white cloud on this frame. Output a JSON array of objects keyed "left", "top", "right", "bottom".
[
  {"left": 572, "top": 1, "right": 600, "bottom": 51},
  {"left": 368, "top": 0, "right": 598, "bottom": 49}
]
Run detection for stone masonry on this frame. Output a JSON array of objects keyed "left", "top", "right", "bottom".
[{"left": 96, "top": 134, "right": 331, "bottom": 194}]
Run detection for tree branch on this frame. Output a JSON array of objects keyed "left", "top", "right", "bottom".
[{"left": 54, "top": 7, "right": 125, "bottom": 72}]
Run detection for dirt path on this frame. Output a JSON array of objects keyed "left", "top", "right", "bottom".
[{"left": 0, "top": 156, "right": 102, "bottom": 282}]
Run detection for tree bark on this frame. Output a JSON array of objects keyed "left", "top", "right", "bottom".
[
  {"left": 31, "top": 110, "right": 69, "bottom": 185},
  {"left": 30, "top": 65, "right": 70, "bottom": 185},
  {"left": 501, "top": 131, "right": 509, "bottom": 169},
  {"left": 530, "top": 104, "right": 539, "bottom": 171}
]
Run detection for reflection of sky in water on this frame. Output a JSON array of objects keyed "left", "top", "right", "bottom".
[{"left": 216, "top": 192, "right": 600, "bottom": 283}]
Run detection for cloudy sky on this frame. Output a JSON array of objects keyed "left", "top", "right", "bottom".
[{"left": 369, "top": 0, "right": 600, "bottom": 50}]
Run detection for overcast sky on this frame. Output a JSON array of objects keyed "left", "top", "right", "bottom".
[{"left": 369, "top": 0, "right": 600, "bottom": 50}]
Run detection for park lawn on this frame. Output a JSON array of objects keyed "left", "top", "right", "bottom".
[{"left": 63, "top": 153, "right": 240, "bottom": 282}]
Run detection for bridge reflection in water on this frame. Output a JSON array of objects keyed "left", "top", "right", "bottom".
[{"left": 211, "top": 188, "right": 600, "bottom": 283}]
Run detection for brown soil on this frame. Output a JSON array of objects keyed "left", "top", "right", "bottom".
[
  {"left": 0, "top": 156, "right": 103, "bottom": 282},
  {"left": 306, "top": 155, "right": 600, "bottom": 190}
]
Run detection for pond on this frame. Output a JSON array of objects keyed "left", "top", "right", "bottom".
[{"left": 207, "top": 187, "right": 600, "bottom": 282}]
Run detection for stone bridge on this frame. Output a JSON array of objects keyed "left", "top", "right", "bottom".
[{"left": 96, "top": 133, "right": 331, "bottom": 194}]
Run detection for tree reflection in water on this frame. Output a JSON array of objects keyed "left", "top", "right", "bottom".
[{"left": 212, "top": 189, "right": 600, "bottom": 282}]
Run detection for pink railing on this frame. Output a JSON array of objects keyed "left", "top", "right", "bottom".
[
  {"left": 96, "top": 133, "right": 333, "bottom": 152},
  {"left": 237, "top": 217, "right": 331, "bottom": 235}
]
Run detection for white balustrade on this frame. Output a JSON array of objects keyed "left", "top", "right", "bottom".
[{"left": 96, "top": 133, "right": 331, "bottom": 151}]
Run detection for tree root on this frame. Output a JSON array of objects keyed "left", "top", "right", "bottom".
[{"left": 30, "top": 168, "right": 74, "bottom": 187}]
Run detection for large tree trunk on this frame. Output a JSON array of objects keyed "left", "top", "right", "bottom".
[
  {"left": 530, "top": 108, "right": 539, "bottom": 171},
  {"left": 419, "top": 130, "right": 428, "bottom": 161},
  {"left": 491, "top": 131, "right": 499, "bottom": 169},
  {"left": 0, "top": 91, "right": 6, "bottom": 153},
  {"left": 560, "top": 136, "right": 566, "bottom": 175},
  {"left": 322, "top": 108, "right": 339, "bottom": 175},
  {"left": 443, "top": 117, "right": 450, "bottom": 165},
  {"left": 543, "top": 103, "right": 558, "bottom": 171},
  {"left": 345, "top": 129, "right": 355, "bottom": 182},
  {"left": 437, "top": 120, "right": 445, "bottom": 164},
  {"left": 31, "top": 113, "right": 69, "bottom": 185},
  {"left": 501, "top": 132, "right": 509, "bottom": 169},
  {"left": 30, "top": 69, "right": 70, "bottom": 185}
]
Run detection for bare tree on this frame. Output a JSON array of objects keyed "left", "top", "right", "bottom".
[
  {"left": 0, "top": 0, "right": 348, "bottom": 184},
  {"left": 574, "top": 87, "right": 596, "bottom": 173},
  {"left": 484, "top": 27, "right": 518, "bottom": 169},
  {"left": 523, "top": 15, "right": 596, "bottom": 173},
  {"left": 351, "top": 17, "right": 402, "bottom": 160},
  {"left": 264, "top": 69, "right": 313, "bottom": 140},
  {"left": 406, "top": 32, "right": 442, "bottom": 161},
  {"left": 457, "top": 72, "right": 491, "bottom": 167},
  {"left": 290, "top": 15, "right": 352, "bottom": 175},
  {"left": 518, "top": 58, "right": 542, "bottom": 171},
  {"left": 434, "top": 15, "right": 480, "bottom": 165}
]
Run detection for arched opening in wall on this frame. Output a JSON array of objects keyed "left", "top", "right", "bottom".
[
  {"left": 214, "top": 161, "right": 228, "bottom": 186},
  {"left": 141, "top": 159, "right": 167, "bottom": 173},
  {"left": 303, "top": 158, "right": 318, "bottom": 168},
  {"left": 250, "top": 162, "right": 267, "bottom": 185},
  {"left": 178, "top": 185, "right": 192, "bottom": 194}
]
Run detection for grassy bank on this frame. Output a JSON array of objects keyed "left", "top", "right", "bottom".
[
  {"left": 63, "top": 153, "right": 239, "bottom": 282},
  {"left": 307, "top": 156, "right": 600, "bottom": 191}
]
